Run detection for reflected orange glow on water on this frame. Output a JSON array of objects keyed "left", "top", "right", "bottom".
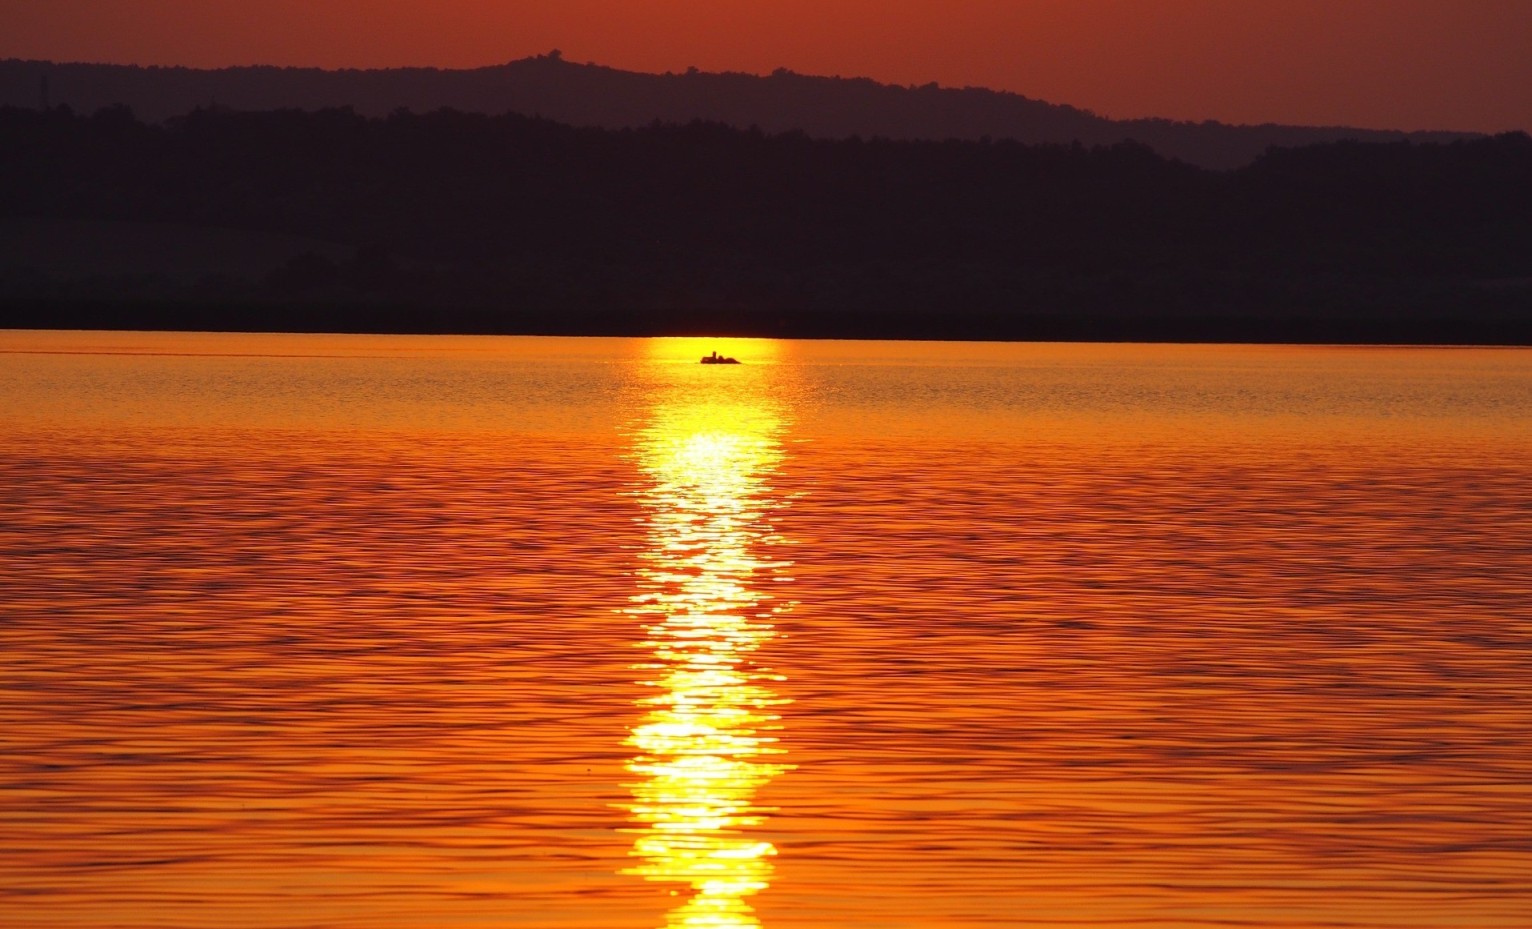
[
  {"left": 623, "top": 392, "right": 794, "bottom": 929},
  {"left": 3, "top": 332, "right": 1530, "bottom": 928}
]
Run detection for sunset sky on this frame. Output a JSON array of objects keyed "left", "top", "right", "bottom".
[{"left": 4, "top": 0, "right": 1530, "bottom": 133}]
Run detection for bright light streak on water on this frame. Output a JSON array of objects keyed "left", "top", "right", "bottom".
[{"left": 623, "top": 391, "right": 795, "bottom": 929}]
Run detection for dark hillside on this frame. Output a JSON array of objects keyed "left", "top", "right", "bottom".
[
  {"left": 0, "top": 56, "right": 1476, "bottom": 170},
  {"left": 1, "top": 106, "right": 1528, "bottom": 342}
]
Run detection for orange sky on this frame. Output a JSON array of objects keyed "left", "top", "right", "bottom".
[{"left": 4, "top": 0, "right": 1530, "bottom": 132}]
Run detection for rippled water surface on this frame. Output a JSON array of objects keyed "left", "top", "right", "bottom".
[{"left": 3, "top": 331, "right": 1530, "bottom": 928}]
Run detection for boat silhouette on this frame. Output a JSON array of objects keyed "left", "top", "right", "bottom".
[{"left": 700, "top": 351, "right": 741, "bottom": 365}]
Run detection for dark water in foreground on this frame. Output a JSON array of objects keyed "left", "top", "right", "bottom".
[{"left": 2, "top": 332, "right": 1530, "bottom": 928}]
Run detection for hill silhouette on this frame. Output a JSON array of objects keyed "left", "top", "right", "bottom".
[
  {"left": 0, "top": 55, "right": 1475, "bottom": 170},
  {"left": 2, "top": 104, "right": 1528, "bottom": 343}
]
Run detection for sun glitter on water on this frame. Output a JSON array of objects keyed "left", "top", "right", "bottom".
[{"left": 622, "top": 391, "right": 795, "bottom": 929}]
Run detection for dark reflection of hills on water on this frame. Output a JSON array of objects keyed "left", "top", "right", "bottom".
[{"left": 622, "top": 381, "right": 796, "bottom": 929}]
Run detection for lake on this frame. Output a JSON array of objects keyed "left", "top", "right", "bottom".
[{"left": 2, "top": 331, "right": 1530, "bottom": 929}]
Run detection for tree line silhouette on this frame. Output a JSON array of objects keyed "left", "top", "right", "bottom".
[{"left": 2, "top": 104, "right": 1529, "bottom": 342}]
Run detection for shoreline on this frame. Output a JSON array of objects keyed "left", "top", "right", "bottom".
[{"left": 4, "top": 300, "right": 1530, "bottom": 346}]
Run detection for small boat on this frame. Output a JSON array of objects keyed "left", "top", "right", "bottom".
[{"left": 700, "top": 351, "right": 741, "bottom": 365}]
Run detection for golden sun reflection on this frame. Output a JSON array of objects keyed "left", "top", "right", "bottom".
[{"left": 623, "top": 395, "right": 793, "bottom": 929}]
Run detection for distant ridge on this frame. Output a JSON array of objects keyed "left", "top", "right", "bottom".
[{"left": 0, "top": 55, "right": 1475, "bottom": 169}]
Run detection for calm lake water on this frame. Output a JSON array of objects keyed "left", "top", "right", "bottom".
[{"left": 2, "top": 331, "right": 1530, "bottom": 929}]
